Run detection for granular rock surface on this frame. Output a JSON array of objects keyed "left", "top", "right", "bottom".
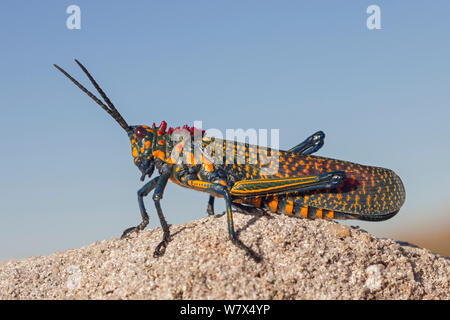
[{"left": 0, "top": 213, "right": 448, "bottom": 299}]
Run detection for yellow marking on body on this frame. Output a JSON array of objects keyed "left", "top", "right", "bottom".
[
  {"left": 200, "top": 155, "right": 214, "bottom": 172},
  {"left": 337, "top": 193, "right": 343, "bottom": 201},
  {"left": 145, "top": 140, "right": 151, "bottom": 149},
  {"left": 146, "top": 128, "right": 153, "bottom": 132},
  {"left": 285, "top": 200, "right": 294, "bottom": 215},
  {"left": 166, "top": 157, "right": 176, "bottom": 164},
  {"left": 269, "top": 196, "right": 278, "bottom": 212},
  {"left": 303, "top": 195, "right": 309, "bottom": 204},
  {"left": 175, "top": 141, "right": 185, "bottom": 153},
  {"left": 142, "top": 125, "right": 149, "bottom": 128},
  {"left": 132, "top": 147, "right": 138, "bottom": 158},
  {"left": 131, "top": 139, "right": 136, "bottom": 144},
  {"left": 366, "top": 195, "right": 371, "bottom": 208},
  {"left": 326, "top": 210, "right": 334, "bottom": 219},
  {"left": 227, "top": 207, "right": 233, "bottom": 225},
  {"left": 231, "top": 178, "right": 320, "bottom": 195},
  {"left": 317, "top": 208, "right": 323, "bottom": 219},
  {"left": 187, "top": 180, "right": 213, "bottom": 190},
  {"left": 186, "top": 152, "right": 195, "bottom": 165},
  {"left": 140, "top": 147, "right": 145, "bottom": 153},
  {"left": 233, "top": 176, "right": 318, "bottom": 187},
  {"left": 152, "top": 150, "right": 165, "bottom": 160},
  {"left": 254, "top": 197, "right": 261, "bottom": 207},
  {"left": 300, "top": 206, "right": 308, "bottom": 218}
]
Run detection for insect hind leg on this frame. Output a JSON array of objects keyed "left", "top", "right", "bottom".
[
  {"left": 287, "top": 131, "right": 325, "bottom": 155},
  {"left": 230, "top": 171, "right": 345, "bottom": 198},
  {"left": 205, "top": 131, "right": 325, "bottom": 216}
]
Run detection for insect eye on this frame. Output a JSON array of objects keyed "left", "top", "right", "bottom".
[{"left": 134, "top": 127, "right": 146, "bottom": 140}]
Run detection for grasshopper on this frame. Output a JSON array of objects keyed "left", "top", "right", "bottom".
[{"left": 54, "top": 60, "right": 406, "bottom": 260}]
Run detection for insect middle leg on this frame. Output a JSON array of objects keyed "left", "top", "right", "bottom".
[{"left": 207, "top": 195, "right": 265, "bottom": 216}]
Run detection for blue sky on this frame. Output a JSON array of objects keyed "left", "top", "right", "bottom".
[{"left": 0, "top": 1, "right": 449, "bottom": 260}]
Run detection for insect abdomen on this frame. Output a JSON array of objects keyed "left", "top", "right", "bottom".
[
  {"left": 261, "top": 198, "right": 396, "bottom": 221},
  {"left": 255, "top": 196, "right": 352, "bottom": 220}
]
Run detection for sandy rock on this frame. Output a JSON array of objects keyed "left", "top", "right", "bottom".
[{"left": 0, "top": 213, "right": 448, "bottom": 299}]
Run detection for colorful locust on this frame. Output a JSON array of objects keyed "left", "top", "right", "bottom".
[{"left": 54, "top": 60, "right": 406, "bottom": 260}]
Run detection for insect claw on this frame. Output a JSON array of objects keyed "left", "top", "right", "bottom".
[
  {"left": 120, "top": 227, "right": 136, "bottom": 239},
  {"left": 153, "top": 235, "right": 170, "bottom": 258},
  {"left": 153, "top": 242, "right": 166, "bottom": 257},
  {"left": 121, "top": 217, "right": 149, "bottom": 239}
]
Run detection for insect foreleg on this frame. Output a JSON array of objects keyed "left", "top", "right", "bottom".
[
  {"left": 121, "top": 176, "right": 159, "bottom": 238},
  {"left": 152, "top": 164, "right": 172, "bottom": 257},
  {"left": 287, "top": 131, "right": 325, "bottom": 155}
]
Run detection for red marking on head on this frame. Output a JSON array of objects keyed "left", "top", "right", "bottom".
[
  {"left": 169, "top": 125, "right": 205, "bottom": 137},
  {"left": 172, "top": 126, "right": 181, "bottom": 135},
  {"left": 158, "top": 121, "right": 167, "bottom": 135}
]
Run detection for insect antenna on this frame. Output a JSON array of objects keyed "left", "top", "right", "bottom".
[{"left": 54, "top": 59, "right": 131, "bottom": 133}]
